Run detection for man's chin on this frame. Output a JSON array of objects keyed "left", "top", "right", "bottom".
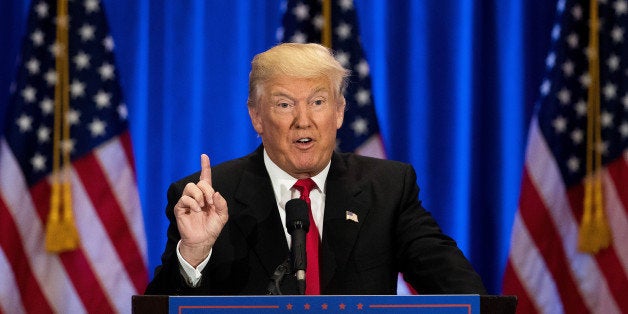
[{"left": 286, "top": 162, "right": 323, "bottom": 178}]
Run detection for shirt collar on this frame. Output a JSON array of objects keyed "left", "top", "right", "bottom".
[{"left": 263, "top": 148, "right": 331, "bottom": 201}]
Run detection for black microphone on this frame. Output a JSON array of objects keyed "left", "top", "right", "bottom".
[{"left": 285, "top": 198, "right": 309, "bottom": 295}]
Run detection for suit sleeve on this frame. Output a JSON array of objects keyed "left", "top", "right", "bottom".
[{"left": 396, "top": 165, "right": 487, "bottom": 294}]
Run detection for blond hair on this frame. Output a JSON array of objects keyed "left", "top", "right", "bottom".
[{"left": 247, "top": 43, "right": 350, "bottom": 108}]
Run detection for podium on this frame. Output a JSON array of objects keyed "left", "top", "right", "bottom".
[{"left": 132, "top": 295, "right": 516, "bottom": 313}]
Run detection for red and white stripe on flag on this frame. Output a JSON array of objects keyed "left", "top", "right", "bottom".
[
  {"left": 503, "top": 119, "right": 628, "bottom": 313},
  {"left": 0, "top": 132, "right": 148, "bottom": 313}
]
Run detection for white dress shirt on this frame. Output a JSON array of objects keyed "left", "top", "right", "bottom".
[{"left": 177, "top": 149, "right": 330, "bottom": 286}]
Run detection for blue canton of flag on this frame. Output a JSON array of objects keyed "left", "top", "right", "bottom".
[
  {"left": 6, "top": 0, "right": 127, "bottom": 186},
  {"left": 278, "top": 0, "right": 386, "bottom": 157},
  {"left": 537, "top": 0, "right": 628, "bottom": 186}
]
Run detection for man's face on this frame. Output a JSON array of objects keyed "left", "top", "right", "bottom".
[{"left": 249, "top": 76, "right": 345, "bottom": 178}]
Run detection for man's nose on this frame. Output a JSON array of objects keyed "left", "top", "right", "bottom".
[{"left": 293, "top": 103, "right": 311, "bottom": 128}]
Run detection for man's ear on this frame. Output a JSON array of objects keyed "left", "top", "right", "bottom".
[
  {"left": 248, "top": 104, "right": 263, "bottom": 134},
  {"left": 336, "top": 96, "right": 346, "bottom": 129}
]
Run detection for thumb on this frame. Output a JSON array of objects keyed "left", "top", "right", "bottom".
[{"left": 199, "top": 154, "right": 212, "bottom": 185}]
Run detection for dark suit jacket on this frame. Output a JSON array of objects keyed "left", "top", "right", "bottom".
[{"left": 145, "top": 146, "right": 486, "bottom": 295}]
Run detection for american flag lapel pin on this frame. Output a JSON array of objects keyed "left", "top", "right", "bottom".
[{"left": 345, "top": 210, "right": 359, "bottom": 223}]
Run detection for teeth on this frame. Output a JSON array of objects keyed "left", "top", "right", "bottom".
[{"left": 297, "top": 138, "right": 311, "bottom": 143}]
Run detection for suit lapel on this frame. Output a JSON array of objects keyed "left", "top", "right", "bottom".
[
  {"left": 230, "top": 149, "right": 290, "bottom": 278},
  {"left": 320, "top": 153, "right": 370, "bottom": 291}
]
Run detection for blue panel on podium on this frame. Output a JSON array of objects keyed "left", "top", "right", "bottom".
[{"left": 169, "top": 295, "right": 480, "bottom": 313}]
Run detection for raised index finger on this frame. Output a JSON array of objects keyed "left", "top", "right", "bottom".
[{"left": 199, "top": 154, "right": 212, "bottom": 186}]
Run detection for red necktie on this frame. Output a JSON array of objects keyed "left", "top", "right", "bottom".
[{"left": 293, "top": 178, "right": 320, "bottom": 295}]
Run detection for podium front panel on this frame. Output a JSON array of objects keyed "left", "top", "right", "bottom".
[{"left": 168, "top": 295, "right": 480, "bottom": 313}]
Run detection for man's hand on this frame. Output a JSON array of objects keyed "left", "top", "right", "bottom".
[{"left": 174, "top": 154, "right": 228, "bottom": 267}]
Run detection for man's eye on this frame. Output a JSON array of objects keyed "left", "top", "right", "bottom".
[
  {"left": 277, "top": 102, "right": 290, "bottom": 108},
  {"left": 313, "top": 99, "right": 326, "bottom": 106}
]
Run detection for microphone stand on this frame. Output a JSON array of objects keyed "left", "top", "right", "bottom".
[{"left": 266, "top": 258, "right": 291, "bottom": 295}]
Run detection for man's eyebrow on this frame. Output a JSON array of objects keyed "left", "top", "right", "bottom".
[
  {"left": 307, "top": 87, "right": 331, "bottom": 100},
  {"left": 311, "top": 86, "right": 329, "bottom": 94}
]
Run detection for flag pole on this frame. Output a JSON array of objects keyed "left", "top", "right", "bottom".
[
  {"left": 578, "top": 0, "right": 610, "bottom": 254},
  {"left": 322, "top": 0, "right": 332, "bottom": 48},
  {"left": 46, "top": 0, "right": 80, "bottom": 253}
]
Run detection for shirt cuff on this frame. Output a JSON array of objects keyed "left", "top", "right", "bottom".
[{"left": 176, "top": 240, "right": 211, "bottom": 287}]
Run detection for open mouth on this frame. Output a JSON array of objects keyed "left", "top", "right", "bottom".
[{"left": 295, "top": 138, "right": 312, "bottom": 144}]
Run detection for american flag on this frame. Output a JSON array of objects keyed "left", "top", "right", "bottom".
[
  {"left": 503, "top": 0, "right": 628, "bottom": 312},
  {"left": 0, "top": 0, "right": 148, "bottom": 312},
  {"left": 278, "top": 0, "right": 386, "bottom": 159}
]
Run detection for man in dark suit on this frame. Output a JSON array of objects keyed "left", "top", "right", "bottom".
[{"left": 145, "top": 43, "right": 486, "bottom": 295}]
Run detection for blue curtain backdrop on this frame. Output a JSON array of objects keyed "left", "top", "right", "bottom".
[{"left": 0, "top": 0, "right": 557, "bottom": 294}]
